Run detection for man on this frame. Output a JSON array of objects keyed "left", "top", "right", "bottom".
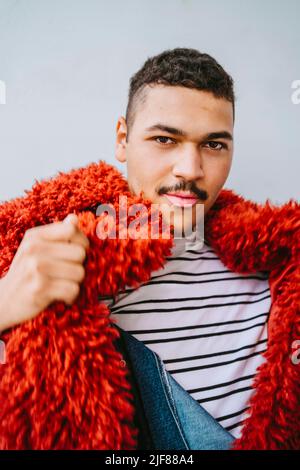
[
  {"left": 110, "top": 49, "right": 267, "bottom": 442},
  {"left": 0, "top": 48, "right": 299, "bottom": 450}
]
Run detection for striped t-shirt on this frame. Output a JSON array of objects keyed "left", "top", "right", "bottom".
[{"left": 103, "top": 235, "right": 271, "bottom": 439}]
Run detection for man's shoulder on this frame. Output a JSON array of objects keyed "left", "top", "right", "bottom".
[{"left": 205, "top": 188, "right": 299, "bottom": 273}]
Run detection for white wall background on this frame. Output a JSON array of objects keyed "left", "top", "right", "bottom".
[{"left": 0, "top": 0, "right": 299, "bottom": 204}]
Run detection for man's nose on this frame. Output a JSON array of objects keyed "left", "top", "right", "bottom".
[{"left": 172, "top": 146, "right": 204, "bottom": 181}]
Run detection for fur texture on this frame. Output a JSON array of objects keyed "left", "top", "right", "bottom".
[{"left": 0, "top": 160, "right": 299, "bottom": 449}]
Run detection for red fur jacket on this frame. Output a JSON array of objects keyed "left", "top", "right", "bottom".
[{"left": 0, "top": 160, "right": 299, "bottom": 450}]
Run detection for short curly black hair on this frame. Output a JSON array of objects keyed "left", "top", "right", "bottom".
[{"left": 125, "top": 47, "right": 235, "bottom": 139}]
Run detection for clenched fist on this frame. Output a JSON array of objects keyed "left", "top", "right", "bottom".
[{"left": 0, "top": 213, "right": 89, "bottom": 332}]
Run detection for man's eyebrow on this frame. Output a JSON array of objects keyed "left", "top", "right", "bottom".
[
  {"left": 204, "top": 131, "right": 233, "bottom": 141},
  {"left": 145, "top": 124, "right": 187, "bottom": 136},
  {"left": 144, "top": 123, "right": 233, "bottom": 141}
]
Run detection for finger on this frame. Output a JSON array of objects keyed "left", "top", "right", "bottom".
[
  {"left": 42, "top": 258, "right": 85, "bottom": 283},
  {"left": 27, "top": 216, "right": 90, "bottom": 249},
  {"left": 33, "top": 241, "right": 87, "bottom": 264},
  {"left": 46, "top": 278, "right": 81, "bottom": 306}
]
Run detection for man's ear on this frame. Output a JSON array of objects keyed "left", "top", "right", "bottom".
[{"left": 115, "top": 116, "right": 128, "bottom": 163}]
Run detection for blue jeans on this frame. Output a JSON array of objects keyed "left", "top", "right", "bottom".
[{"left": 114, "top": 325, "right": 235, "bottom": 450}]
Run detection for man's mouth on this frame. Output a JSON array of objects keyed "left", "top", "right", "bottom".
[{"left": 164, "top": 192, "right": 199, "bottom": 207}]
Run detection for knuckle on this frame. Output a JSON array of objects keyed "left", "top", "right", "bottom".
[
  {"left": 23, "top": 227, "right": 33, "bottom": 239},
  {"left": 23, "top": 226, "right": 40, "bottom": 243},
  {"left": 30, "top": 276, "right": 44, "bottom": 295},
  {"left": 77, "top": 245, "right": 86, "bottom": 261},
  {"left": 77, "top": 265, "right": 85, "bottom": 281},
  {"left": 28, "top": 256, "right": 41, "bottom": 274},
  {"left": 73, "top": 283, "right": 80, "bottom": 296},
  {"left": 22, "top": 236, "right": 43, "bottom": 257},
  {"left": 22, "top": 238, "right": 36, "bottom": 255},
  {"left": 68, "top": 283, "right": 80, "bottom": 301}
]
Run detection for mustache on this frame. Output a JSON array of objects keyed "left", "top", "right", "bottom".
[{"left": 158, "top": 181, "right": 208, "bottom": 201}]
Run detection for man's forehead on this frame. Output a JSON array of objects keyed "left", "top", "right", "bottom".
[
  {"left": 136, "top": 85, "right": 234, "bottom": 125},
  {"left": 142, "top": 84, "right": 230, "bottom": 106}
]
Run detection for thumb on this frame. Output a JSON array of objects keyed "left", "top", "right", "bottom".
[{"left": 63, "top": 213, "right": 78, "bottom": 225}]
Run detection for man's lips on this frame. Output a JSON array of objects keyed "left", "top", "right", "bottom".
[{"left": 164, "top": 193, "right": 199, "bottom": 207}]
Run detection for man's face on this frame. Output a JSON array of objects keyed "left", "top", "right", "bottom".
[{"left": 115, "top": 85, "right": 234, "bottom": 237}]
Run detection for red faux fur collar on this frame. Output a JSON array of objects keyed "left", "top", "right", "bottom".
[{"left": 0, "top": 160, "right": 299, "bottom": 449}]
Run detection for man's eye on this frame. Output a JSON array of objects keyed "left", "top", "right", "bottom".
[
  {"left": 204, "top": 141, "right": 225, "bottom": 150},
  {"left": 154, "top": 136, "right": 175, "bottom": 145}
]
